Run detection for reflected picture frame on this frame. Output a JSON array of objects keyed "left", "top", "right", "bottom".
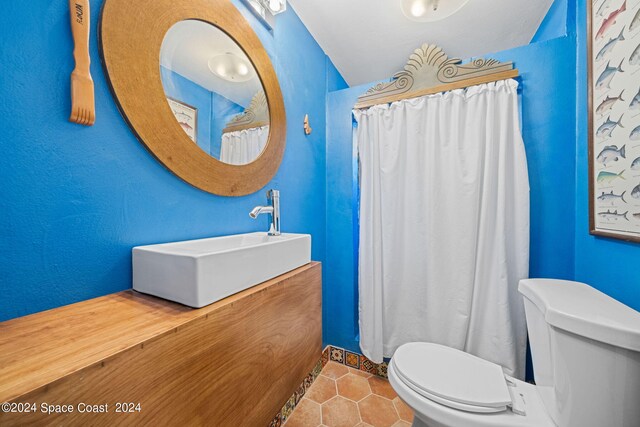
[{"left": 166, "top": 97, "right": 198, "bottom": 143}]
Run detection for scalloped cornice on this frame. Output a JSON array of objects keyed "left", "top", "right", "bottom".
[
  {"left": 223, "top": 91, "right": 270, "bottom": 133},
  {"left": 355, "top": 44, "right": 518, "bottom": 109}
]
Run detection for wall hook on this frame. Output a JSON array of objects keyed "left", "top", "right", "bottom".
[{"left": 303, "top": 114, "right": 312, "bottom": 135}]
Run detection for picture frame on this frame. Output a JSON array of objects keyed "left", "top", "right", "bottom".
[
  {"left": 588, "top": 0, "right": 640, "bottom": 242},
  {"left": 166, "top": 97, "right": 198, "bottom": 143}
]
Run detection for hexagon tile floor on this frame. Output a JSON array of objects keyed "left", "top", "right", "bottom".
[{"left": 283, "top": 361, "right": 414, "bottom": 427}]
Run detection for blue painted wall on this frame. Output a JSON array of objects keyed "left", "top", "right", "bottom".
[
  {"left": 160, "top": 66, "right": 214, "bottom": 154},
  {"left": 209, "top": 92, "right": 245, "bottom": 159},
  {"left": 326, "top": 57, "right": 349, "bottom": 93},
  {"left": 531, "top": 0, "right": 568, "bottom": 43},
  {"left": 491, "top": 36, "right": 578, "bottom": 281},
  {"left": 326, "top": 82, "right": 370, "bottom": 352},
  {"left": 0, "top": 0, "right": 345, "bottom": 321},
  {"left": 573, "top": 0, "right": 640, "bottom": 310}
]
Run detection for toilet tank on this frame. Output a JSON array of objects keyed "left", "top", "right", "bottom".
[{"left": 519, "top": 279, "right": 640, "bottom": 427}]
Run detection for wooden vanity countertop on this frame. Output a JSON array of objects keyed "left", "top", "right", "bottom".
[{"left": 0, "top": 262, "right": 320, "bottom": 403}]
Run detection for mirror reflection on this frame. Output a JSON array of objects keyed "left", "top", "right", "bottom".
[{"left": 160, "top": 20, "right": 270, "bottom": 165}]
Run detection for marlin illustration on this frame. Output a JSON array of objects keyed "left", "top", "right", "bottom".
[
  {"left": 596, "top": 27, "right": 625, "bottom": 61},
  {"left": 171, "top": 111, "right": 192, "bottom": 121},
  {"left": 178, "top": 122, "right": 193, "bottom": 132},
  {"left": 596, "top": 59, "right": 624, "bottom": 89},
  {"left": 631, "top": 43, "right": 640, "bottom": 66},
  {"left": 631, "top": 125, "right": 640, "bottom": 141},
  {"left": 597, "top": 0, "right": 613, "bottom": 17},
  {"left": 597, "top": 190, "right": 627, "bottom": 204},
  {"left": 631, "top": 88, "right": 640, "bottom": 110},
  {"left": 596, "top": 91, "right": 625, "bottom": 116},
  {"left": 597, "top": 169, "right": 626, "bottom": 183},
  {"left": 632, "top": 156, "right": 640, "bottom": 170},
  {"left": 598, "top": 209, "right": 629, "bottom": 221},
  {"left": 633, "top": 182, "right": 640, "bottom": 199},
  {"left": 596, "top": 1, "right": 627, "bottom": 40},
  {"left": 596, "top": 115, "right": 625, "bottom": 138},
  {"left": 631, "top": 7, "right": 640, "bottom": 32},
  {"left": 597, "top": 144, "right": 626, "bottom": 166}
]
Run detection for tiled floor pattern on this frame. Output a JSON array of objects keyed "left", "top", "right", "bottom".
[{"left": 283, "top": 362, "right": 414, "bottom": 427}]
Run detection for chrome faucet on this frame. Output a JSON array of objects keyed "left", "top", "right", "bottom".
[{"left": 249, "top": 189, "right": 280, "bottom": 236}]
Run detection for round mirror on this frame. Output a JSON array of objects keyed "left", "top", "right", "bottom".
[
  {"left": 100, "top": 0, "right": 286, "bottom": 196},
  {"left": 160, "top": 20, "right": 270, "bottom": 166}
]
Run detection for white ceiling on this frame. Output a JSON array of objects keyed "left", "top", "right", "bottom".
[
  {"left": 288, "top": 0, "right": 554, "bottom": 86},
  {"left": 160, "top": 20, "right": 262, "bottom": 107}
]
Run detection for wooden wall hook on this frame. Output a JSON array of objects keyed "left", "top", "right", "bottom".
[
  {"left": 303, "top": 114, "right": 312, "bottom": 135},
  {"left": 69, "top": 0, "right": 96, "bottom": 126}
]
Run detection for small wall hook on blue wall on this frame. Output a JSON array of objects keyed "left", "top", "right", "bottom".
[{"left": 304, "top": 114, "right": 312, "bottom": 135}]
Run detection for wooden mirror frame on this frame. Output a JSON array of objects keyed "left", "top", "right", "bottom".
[{"left": 99, "top": 0, "right": 286, "bottom": 196}]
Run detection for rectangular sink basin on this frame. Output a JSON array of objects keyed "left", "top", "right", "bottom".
[{"left": 133, "top": 232, "right": 311, "bottom": 308}]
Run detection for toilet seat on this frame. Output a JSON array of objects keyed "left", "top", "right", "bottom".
[
  {"left": 392, "top": 342, "right": 512, "bottom": 414},
  {"left": 388, "top": 359, "right": 555, "bottom": 427}
]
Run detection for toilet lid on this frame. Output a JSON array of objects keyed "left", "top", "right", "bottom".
[{"left": 392, "top": 342, "right": 512, "bottom": 413}]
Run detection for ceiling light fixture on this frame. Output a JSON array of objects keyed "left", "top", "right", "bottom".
[
  {"left": 241, "top": 0, "right": 286, "bottom": 31},
  {"left": 267, "top": 0, "right": 286, "bottom": 14},
  {"left": 208, "top": 53, "right": 254, "bottom": 83},
  {"left": 401, "top": 0, "right": 470, "bottom": 22},
  {"left": 248, "top": 0, "right": 267, "bottom": 19},
  {"left": 249, "top": 0, "right": 286, "bottom": 16}
]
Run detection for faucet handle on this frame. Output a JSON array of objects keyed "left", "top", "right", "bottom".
[{"left": 266, "top": 189, "right": 280, "bottom": 236}]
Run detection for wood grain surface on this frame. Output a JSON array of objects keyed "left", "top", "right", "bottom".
[
  {"left": 354, "top": 69, "right": 520, "bottom": 109},
  {"left": 0, "top": 262, "right": 321, "bottom": 426},
  {"left": 69, "top": 0, "right": 96, "bottom": 126}
]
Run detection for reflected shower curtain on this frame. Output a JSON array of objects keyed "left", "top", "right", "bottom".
[
  {"left": 220, "top": 125, "right": 269, "bottom": 165},
  {"left": 355, "top": 80, "right": 529, "bottom": 378}
]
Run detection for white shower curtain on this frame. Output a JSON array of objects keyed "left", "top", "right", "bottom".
[
  {"left": 220, "top": 125, "right": 269, "bottom": 165},
  {"left": 354, "top": 79, "right": 529, "bottom": 379}
]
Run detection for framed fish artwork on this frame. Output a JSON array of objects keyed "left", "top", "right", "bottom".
[
  {"left": 588, "top": 0, "right": 640, "bottom": 242},
  {"left": 166, "top": 97, "right": 198, "bottom": 143}
]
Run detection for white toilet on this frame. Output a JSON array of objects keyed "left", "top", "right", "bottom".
[{"left": 388, "top": 279, "right": 640, "bottom": 427}]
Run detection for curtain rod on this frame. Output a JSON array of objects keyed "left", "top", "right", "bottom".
[
  {"left": 353, "top": 44, "right": 519, "bottom": 110},
  {"left": 223, "top": 121, "right": 269, "bottom": 134}
]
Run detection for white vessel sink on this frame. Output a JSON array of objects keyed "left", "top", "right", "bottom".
[{"left": 132, "top": 232, "right": 311, "bottom": 308}]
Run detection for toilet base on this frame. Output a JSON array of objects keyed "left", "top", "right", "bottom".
[{"left": 411, "top": 416, "right": 430, "bottom": 427}]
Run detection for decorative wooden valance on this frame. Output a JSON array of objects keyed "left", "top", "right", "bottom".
[
  {"left": 354, "top": 44, "right": 519, "bottom": 109},
  {"left": 223, "top": 90, "right": 270, "bottom": 133}
]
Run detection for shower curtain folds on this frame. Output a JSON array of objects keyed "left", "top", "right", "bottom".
[
  {"left": 220, "top": 125, "right": 269, "bottom": 165},
  {"left": 354, "top": 79, "right": 529, "bottom": 379}
]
